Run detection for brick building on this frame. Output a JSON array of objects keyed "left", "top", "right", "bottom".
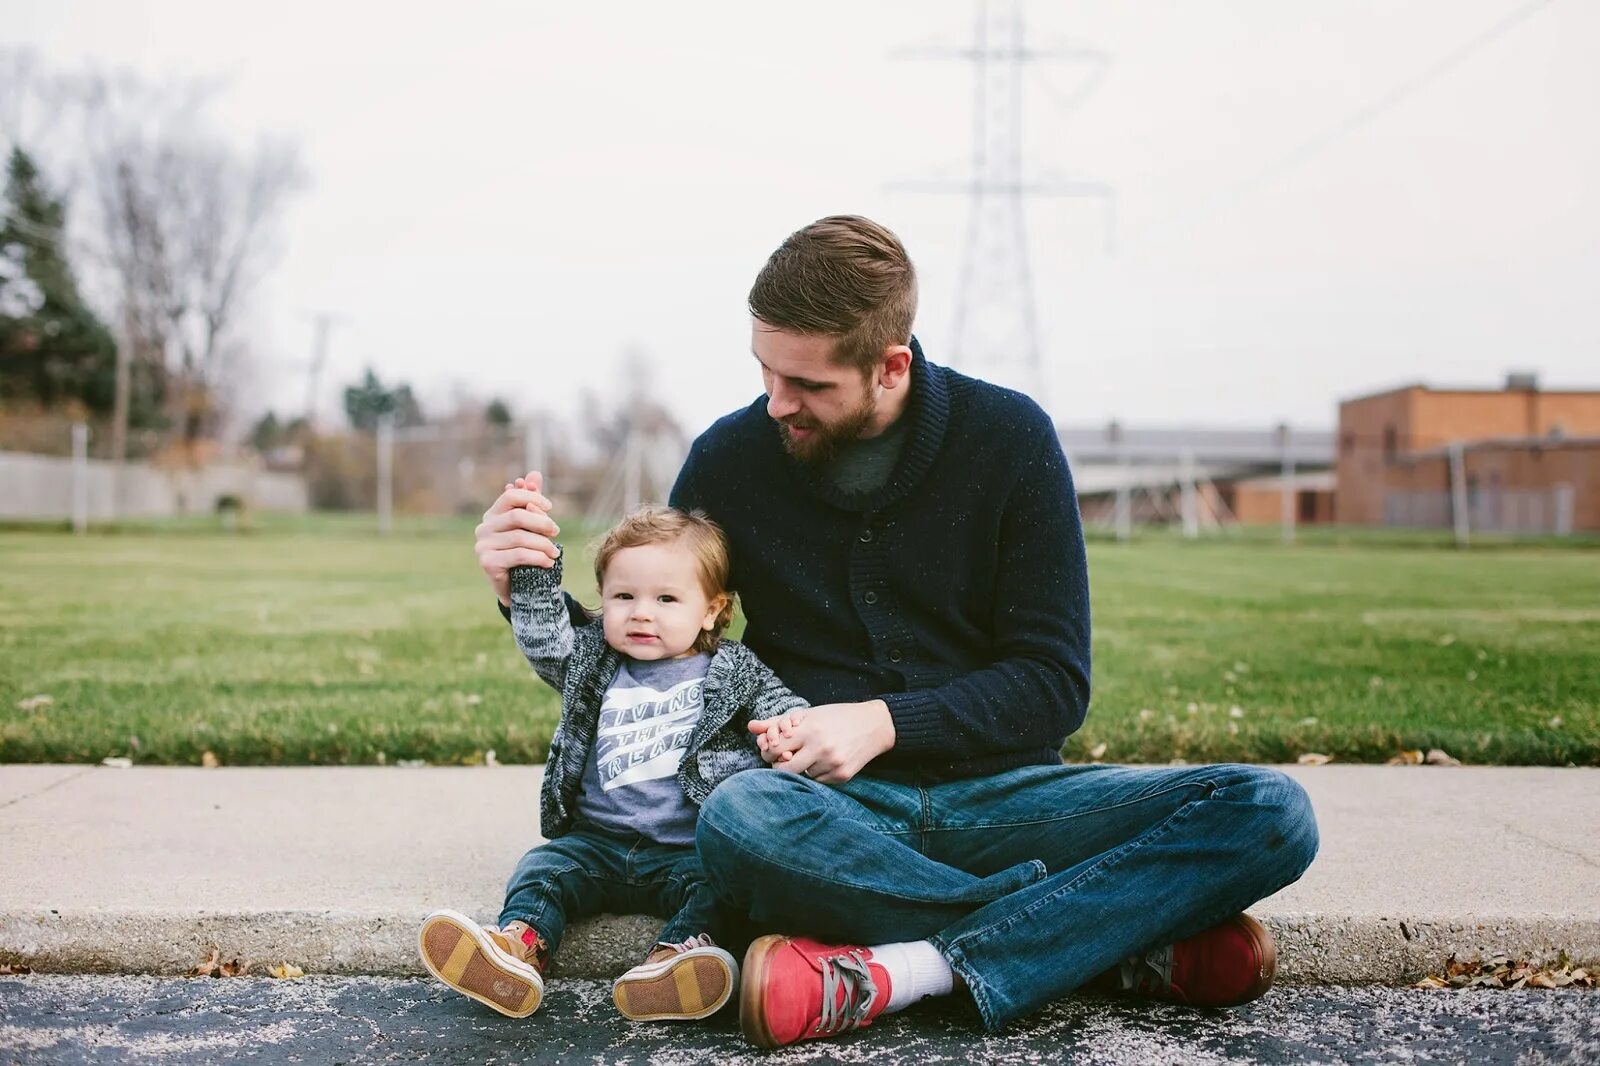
[
  {"left": 1336, "top": 377, "right": 1600, "bottom": 533},
  {"left": 1222, "top": 472, "right": 1337, "bottom": 526}
]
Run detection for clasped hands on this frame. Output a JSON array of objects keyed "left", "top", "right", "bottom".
[{"left": 748, "top": 700, "right": 896, "bottom": 785}]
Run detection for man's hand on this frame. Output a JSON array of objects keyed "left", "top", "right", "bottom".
[
  {"left": 475, "top": 471, "right": 560, "bottom": 607},
  {"left": 747, "top": 701, "right": 896, "bottom": 785}
]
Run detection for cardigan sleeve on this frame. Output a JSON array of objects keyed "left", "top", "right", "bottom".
[
  {"left": 880, "top": 427, "right": 1092, "bottom": 757},
  {"left": 507, "top": 553, "right": 578, "bottom": 692}
]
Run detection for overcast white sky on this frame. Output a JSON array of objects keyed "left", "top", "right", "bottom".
[{"left": 6, "top": 0, "right": 1597, "bottom": 434}]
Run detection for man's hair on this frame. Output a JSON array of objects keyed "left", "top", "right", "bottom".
[
  {"left": 592, "top": 506, "right": 735, "bottom": 654},
  {"left": 748, "top": 215, "right": 918, "bottom": 374}
]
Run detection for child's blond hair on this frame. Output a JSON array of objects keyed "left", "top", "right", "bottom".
[{"left": 593, "top": 507, "right": 735, "bottom": 654}]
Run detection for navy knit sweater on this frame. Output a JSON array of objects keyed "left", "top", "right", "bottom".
[{"left": 668, "top": 338, "right": 1091, "bottom": 784}]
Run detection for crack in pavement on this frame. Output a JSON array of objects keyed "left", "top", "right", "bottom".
[
  {"left": 0, "top": 767, "right": 96, "bottom": 812},
  {"left": 1500, "top": 824, "right": 1600, "bottom": 872}
]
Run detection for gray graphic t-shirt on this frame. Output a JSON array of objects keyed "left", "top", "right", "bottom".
[{"left": 573, "top": 653, "right": 710, "bottom": 846}]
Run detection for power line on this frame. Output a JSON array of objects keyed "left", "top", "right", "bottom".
[{"left": 1149, "top": 0, "right": 1562, "bottom": 239}]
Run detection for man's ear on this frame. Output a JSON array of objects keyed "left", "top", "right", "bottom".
[{"left": 879, "top": 344, "right": 913, "bottom": 391}]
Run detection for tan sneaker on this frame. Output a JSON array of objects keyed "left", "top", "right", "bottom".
[
  {"left": 418, "top": 909, "right": 545, "bottom": 1018},
  {"left": 612, "top": 934, "right": 738, "bottom": 1021}
]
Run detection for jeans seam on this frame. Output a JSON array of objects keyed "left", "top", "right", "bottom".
[
  {"left": 929, "top": 779, "right": 1218, "bottom": 834},
  {"left": 943, "top": 790, "right": 1203, "bottom": 960},
  {"left": 699, "top": 807, "right": 940, "bottom": 902}
]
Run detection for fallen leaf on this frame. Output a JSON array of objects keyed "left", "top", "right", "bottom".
[
  {"left": 100, "top": 756, "right": 133, "bottom": 769},
  {"left": 484, "top": 749, "right": 500, "bottom": 768},
  {"left": 1387, "top": 750, "right": 1424, "bottom": 766},
  {"left": 0, "top": 963, "right": 33, "bottom": 975},
  {"left": 1417, "top": 954, "right": 1595, "bottom": 992},
  {"left": 396, "top": 759, "right": 427, "bottom": 769},
  {"left": 1548, "top": 716, "right": 1563, "bottom": 729},
  {"left": 267, "top": 963, "right": 305, "bottom": 979},
  {"left": 1229, "top": 706, "right": 1245, "bottom": 718},
  {"left": 201, "top": 751, "right": 221, "bottom": 769},
  {"left": 186, "top": 947, "right": 251, "bottom": 978},
  {"left": 1088, "top": 742, "right": 1107, "bottom": 760},
  {"left": 1424, "top": 748, "right": 1462, "bottom": 767},
  {"left": 1297, "top": 717, "right": 1319, "bottom": 727},
  {"left": 1296, "top": 753, "right": 1333, "bottom": 766},
  {"left": 16, "top": 695, "right": 53, "bottom": 712}
]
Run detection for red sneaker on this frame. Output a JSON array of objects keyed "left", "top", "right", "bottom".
[
  {"left": 1102, "top": 913, "right": 1276, "bottom": 1007},
  {"left": 739, "top": 934, "right": 893, "bottom": 1048}
]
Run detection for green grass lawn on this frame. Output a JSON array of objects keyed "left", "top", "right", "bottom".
[{"left": 2, "top": 515, "right": 1596, "bottom": 766}]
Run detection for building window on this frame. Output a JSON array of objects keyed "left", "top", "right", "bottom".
[
  {"left": 1383, "top": 425, "right": 1397, "bottom": 461},
  {"left": 1341, "top": 431, "right": 1354, "bottom": 454}
]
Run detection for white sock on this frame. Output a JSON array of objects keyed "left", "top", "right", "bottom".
[{"left": 871, "top": 940, "right": 954, "bottom": 1013}]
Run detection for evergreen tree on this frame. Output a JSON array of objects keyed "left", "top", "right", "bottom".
[
  {"left": 343, "top": 367, "right": 425, "bottom": 432},
  {"left": 0, "top": 146, "right": 118, "bottom": 413}
]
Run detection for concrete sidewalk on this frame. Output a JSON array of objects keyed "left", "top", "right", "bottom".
[{"left": 1, "top": 764, "right": 1596, "bottom": 982}]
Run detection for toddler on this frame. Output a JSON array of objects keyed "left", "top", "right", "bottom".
[{"left": 419, "top": 496, "right": 806, "bottom": 1022}]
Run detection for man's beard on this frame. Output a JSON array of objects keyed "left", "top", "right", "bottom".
[{"left": 778, "top": 386, "right": 877, "bottom": 464}]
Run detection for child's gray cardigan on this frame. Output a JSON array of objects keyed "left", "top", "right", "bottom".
[{"left": 509, "top": 556, "right": 808, "bottom": 840}]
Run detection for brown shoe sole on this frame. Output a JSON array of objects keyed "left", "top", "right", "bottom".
[
  {"left": 739, "top": 934, "right": 789, "bottom": 1048},
  {"left": 613, "top": 946, "right": 737, "bottom": 1021},
  {"left": 418, "top": 910, "right": 543, "bottom": 1018}
]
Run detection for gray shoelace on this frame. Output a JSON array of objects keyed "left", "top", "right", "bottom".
[
  {"left": 817, "top": 951, "right": 880, "bottom": 1036},
  {"left": 1119, "top": 944, "right": 1174, "bottom": 992}
]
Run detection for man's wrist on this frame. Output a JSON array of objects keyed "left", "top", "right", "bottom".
[{"left": 867, "top": 698, "right": 895, "bottom": 753}]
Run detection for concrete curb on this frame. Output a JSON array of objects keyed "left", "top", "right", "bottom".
[{"left": 4, "top": 909, "right": 1597, "bottom": 982}]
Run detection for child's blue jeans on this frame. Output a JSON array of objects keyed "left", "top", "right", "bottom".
[{"left": 498, "top": 825, "right": 720, "bottom": 955}]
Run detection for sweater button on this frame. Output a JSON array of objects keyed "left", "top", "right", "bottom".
[
  {"left": 859, "top": 529, "right": 874, "bottom": 544},
  {"left": 863, "top": 591, "right": 879, "bottom": 605}
]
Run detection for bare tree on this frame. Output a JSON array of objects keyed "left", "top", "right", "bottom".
[{"left": 81, "top": 73, "right": 303, "bottom": 458}]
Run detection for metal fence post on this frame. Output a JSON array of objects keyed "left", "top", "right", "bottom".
[
  {"left": 377, "top": 414, "right": 395, "bottom": 535},
  {"left": 71, "top": 422, "right": 89, "bottom": 534},
  {"left": 1448, "top": 442, "right": 1470, "bottom": 548}
]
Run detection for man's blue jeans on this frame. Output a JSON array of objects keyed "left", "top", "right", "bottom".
[
  {"left": 499, "top": 828, "right": 719, "bottom": 956},
  {"left": 696, "top": 763, "right": 1318, "bottom": 1030}
]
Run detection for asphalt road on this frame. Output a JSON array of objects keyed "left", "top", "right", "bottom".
[{"left": 1, "top": 976, "right": 1597, "bottom": 1065}]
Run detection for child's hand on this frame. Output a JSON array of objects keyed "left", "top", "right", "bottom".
[
  {"left": 508, "top": 473, "right": 552, "bottom": 514},
  {"left": 752, "top": 712, "right": 806, "bottom": 762}
]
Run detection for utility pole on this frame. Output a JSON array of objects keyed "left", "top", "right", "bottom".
[
  {"left": 303, "top": 311, "right": 345, "bottom": 430},
  {"left": 892, "top": 0, "right": 1114, "bottom": 403},
  {"left": 1110, "top": 420, "right": 1130, "bottom": 542}
]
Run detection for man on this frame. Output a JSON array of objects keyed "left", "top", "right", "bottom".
[{"left": 474, "top": 216, "right": 1318, "bottom": 1048}]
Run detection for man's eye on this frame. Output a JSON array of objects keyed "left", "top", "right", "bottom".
[{"left": 798, "top": 381, "right": 828, "bottom": 393}]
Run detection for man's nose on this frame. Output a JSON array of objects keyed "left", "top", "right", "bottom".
[{"left": 766, "top": 383, "right": 800, "bottom": 421}]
